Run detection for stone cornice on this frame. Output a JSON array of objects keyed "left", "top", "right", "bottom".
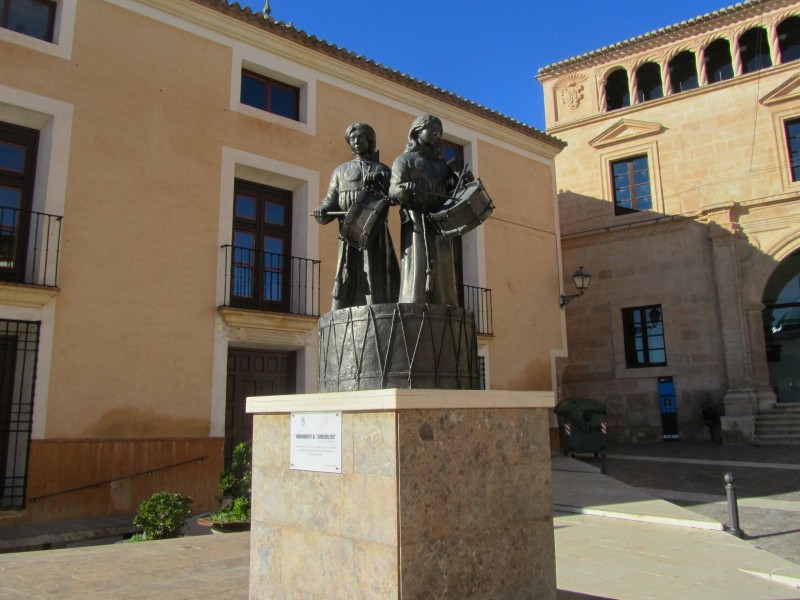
[
  {"left": 218, "top": 306, "right": 317, "bottom": 333},
  {"left": 589, "top": 119, "right": 664, "bottom": 148},
  {"left": 538, "top": 0, "right": 798, "bottom": 78},
  {"left": 247, "top": 388, "right": 555, "bottom": 414},
  {"left": 562, "top": 191, "right": 800, "bottom": 243},
  {"left": 561, "top": 212, "right": 692, "bottom": 244},
  {"left": 0, "top": 283, "right": 58, "bottom": 308},
  {"left": 760, "top": 72, "right": 800, "bottom": 105},
  {"left": 127, "top": 0, "right": 565, "bottom": 156},
  {"left": 547, "top": 59, "right": 800, "bottom": 135}
]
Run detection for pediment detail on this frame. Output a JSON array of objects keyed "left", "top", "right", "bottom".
[
  {"left": 761, "top": 73, "right": 800, "bottom": 106},
  {"left": 589, "top": 119, "right": 664, "bottom": 148}
]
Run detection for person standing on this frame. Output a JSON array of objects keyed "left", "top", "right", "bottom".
[
  {"left": 312, "top": 123, "right": 399, "bottom": 310},
  {"left": 389, "top": 114, "right": 461, "bottom": 306}
]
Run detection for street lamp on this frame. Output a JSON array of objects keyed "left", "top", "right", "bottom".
[{"left": 559, "top": 266, "right": 592, "bottom": 309}]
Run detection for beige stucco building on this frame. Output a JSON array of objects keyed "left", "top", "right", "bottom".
[
  {"left": 0, "top": 0, "right": 565, "bottom": 525},
  {"left": 539, "top": 0, "right": 800, "bottom": 444}
]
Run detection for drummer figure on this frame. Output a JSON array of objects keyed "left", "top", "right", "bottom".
[
  {"left": 312, "top": 123, "right": 400, "bottom": 310},
  {"left": 389, "top": 114, "right": 472, "bottom": 306}
]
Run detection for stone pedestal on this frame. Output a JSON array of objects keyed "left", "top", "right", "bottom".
[
  {"left": 720, "top": 415, "right": 756, "bottom": 445},
  {"left": 246, "top": 389, "right": 557, "bottom": 599}
]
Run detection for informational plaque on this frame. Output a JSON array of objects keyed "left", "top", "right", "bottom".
[{"left": 290, "top": 412, "right": 342, "bottom": 473}]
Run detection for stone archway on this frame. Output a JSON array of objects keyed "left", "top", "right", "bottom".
[{"left": 762, "top": 249, "right": 800, "bottom": 404}]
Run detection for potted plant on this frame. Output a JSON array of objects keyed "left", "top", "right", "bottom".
[
  {"left": 198, "top": 440, "right": 252, "bottom": 533},
  {"left": 128, "top": 491, "right": 193, "bottom": 542}
]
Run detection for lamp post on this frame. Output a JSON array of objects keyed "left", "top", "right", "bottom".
[{"left": 559, "top": 266, "right": 592, "bottom": 309}]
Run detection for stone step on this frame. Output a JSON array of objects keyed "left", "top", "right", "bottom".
[
  {"left": 755, "top": 415, "right": 800, "bottom": 423},
  {"left": 754, "top": 438, "right": 800, "bottom": 445},
  {"left": 756, "top": 416, "right": 800, "bottom": 424},
  {"left": 771, "top": 404, "right": 800, "bottom": 412},
  {"left": 755, "top": 423, "right": 800, "bottom": 431},
  {"left": 0, "top": 515, "right": 137, "bottom": 552},
  {"left": 755, "top": 431, "right": 800, "bottom": 439},
  {"left": 755, "top": 422, "right": 800, "bottom": 431},
  {"left": 753, "top": 431, "right": 800, "bottom": 443}
]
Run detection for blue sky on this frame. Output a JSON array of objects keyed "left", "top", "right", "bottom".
[{"left": 239, "top": 0, "right": 739, "bottom": 131}]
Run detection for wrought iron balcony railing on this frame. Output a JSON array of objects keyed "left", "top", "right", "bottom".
[
  {"left": 221, "top": 245, "right": 320, "bottom": 317},
  {"left": 463, "top": 285, "right": 493, "bottom": 335},
  {"left": 0, "top": 207, "right": 62, "bottom": 288}
]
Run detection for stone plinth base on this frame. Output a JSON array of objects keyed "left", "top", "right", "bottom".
[
  {"left": 246, "top": 389, "right": 557, "bottom": 599},
  {"left": 721, "top": 415, "right": 755, "bottom": 445}
]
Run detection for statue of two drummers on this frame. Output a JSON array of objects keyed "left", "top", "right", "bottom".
[{"left": 312, "top": 115, "right": 494, "bottom": 310}]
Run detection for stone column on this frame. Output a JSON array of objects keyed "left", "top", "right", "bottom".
[
  {"left": 733, "top": 35, "right": 744, "bottom": 76},
  {"left": 707, "top": 215, "right": 757, "bottom": 443},
  {"left": 662, "top": 61, "right": 672, "bottom": 95},
  {"left": 768, "top": 21, "right": 782, "bottom": 66},
  {"left": 598, "top": 76, "right": 607, "bottom": 112},
  {"left": 745, "top": 303, "right": 778, "bottom": 411},
  {"left": 698, "top": 45, "right": 709, "bottom": 86}
]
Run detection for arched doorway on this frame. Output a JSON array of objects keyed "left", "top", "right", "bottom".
[{"left": 763, "top": 250, "right": 800, "bottom": 403}]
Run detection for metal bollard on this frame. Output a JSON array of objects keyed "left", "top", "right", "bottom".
[{"left": 724, "top": 472, "right": 744, "bottom": 538}]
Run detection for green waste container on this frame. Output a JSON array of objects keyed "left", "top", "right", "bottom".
[{"left": 555, "top": 398, "right": 607, "bottom": 455}]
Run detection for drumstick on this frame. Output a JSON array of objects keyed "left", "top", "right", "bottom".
[
  {"left": 454, "top": 162, "right": 469, "bottom": 194},
  {"left": 309, "top": 211, "right": 347, "bottom": 216}
]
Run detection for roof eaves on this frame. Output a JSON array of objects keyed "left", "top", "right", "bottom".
[
  {"left": 189, "top": 0, "right": 566, "bottom": 149},
  {"left": 537, "top": 0, "right": 756, "bottom": 76}
]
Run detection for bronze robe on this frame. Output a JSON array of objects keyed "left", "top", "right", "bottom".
[
  {"left": 389, "top": 149, "right": 459, "bottom": 306},
  {"left": 316, "top": 158, "right": 399, "bottom": 310}
]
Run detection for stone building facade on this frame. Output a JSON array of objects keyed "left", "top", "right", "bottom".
[
  {"left": 0, "top": 0, "right": 565, "bottom": 524},
  {"left": 539, "top": 0, "right": 800, "bottom": 444}
]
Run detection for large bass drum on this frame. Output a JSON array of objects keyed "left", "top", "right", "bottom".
[
  {"left": 339, "top": 188, "right": 390, "bottom": 250},
  {"left": 429, "top": 180, "right": 494, "bottom": 239}
]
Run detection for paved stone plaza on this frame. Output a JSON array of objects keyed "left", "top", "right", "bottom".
[{"left": 0, "top": 443, "right": 798, "bottom": 599}]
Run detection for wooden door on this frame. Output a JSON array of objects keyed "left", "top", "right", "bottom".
[{"left": 225, "top": 348, "right": 295, "bottom": 465}]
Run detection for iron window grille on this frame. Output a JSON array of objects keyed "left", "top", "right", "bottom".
[{"left": 0, "top": 319, "right": 40, "bottom": 510}]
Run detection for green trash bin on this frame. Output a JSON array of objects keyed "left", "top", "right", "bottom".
[{"left": 555, "top": 398, "right": 607, "bottom": 456}]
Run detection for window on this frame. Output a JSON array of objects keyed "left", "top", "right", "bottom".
[
  {"left": 0, "top": 319, "right": 39, "bottom": 510},
  {"left": 240, "top": 70, "right": 299, "bottom": 121},
  {"left": 778, "top": 16, "right": 800, "bottom": 63},
  {"left": 622, "top": 305, "right": 666, "bottom": 368},
  {"left": 0, "top": 121, "right": 38, "bottom": 283},
  {"left": 231, "top": 179, "right": 292, "bottom": 312},
  {"left": 668, "top": 51, "right": 698, "bottom": 93},
  {"left": 636, "top": 63, "right": 663, "bottom": 103},
  {"left": 0, "top": 0, "right": 55, "bottom": 42},
  {"left": 441, "top": 140, "right": 464, "bottom": 171},
  {"left": 704, "top": 39, "right": 734, "bottom": 83},
  {"left": 605, "top": 69, "right": 630, "bottom": 111},
  {"left": 785, "top": 118, "right": 800, "bottom": 182},
  {"left": 611, "top": 155, "right": 652, "bottom": 215},
  {"left": 740, "top": 27, "right": 772, "bottom": 74}
]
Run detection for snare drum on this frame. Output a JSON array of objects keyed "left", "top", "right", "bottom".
[
  {"left": 339, "top": 189, "right": 390, "bottom": 250},
  {"left": 429, "top": 180, "right": 494, "bottom": 239}
]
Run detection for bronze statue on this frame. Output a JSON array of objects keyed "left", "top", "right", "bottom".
[
  {"left": 312, "top": 123, "right": 399, "bottom": 310},
  {"left": 389, "top": 114, "right": 469, "bottom": 306}
]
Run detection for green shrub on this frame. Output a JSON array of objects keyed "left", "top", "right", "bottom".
[
  {"left": 209, "top": 441, "right": 252, "bottom": 522},
  {"left": 131, "top": 491, "right": 193, "bottom": 541}
]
